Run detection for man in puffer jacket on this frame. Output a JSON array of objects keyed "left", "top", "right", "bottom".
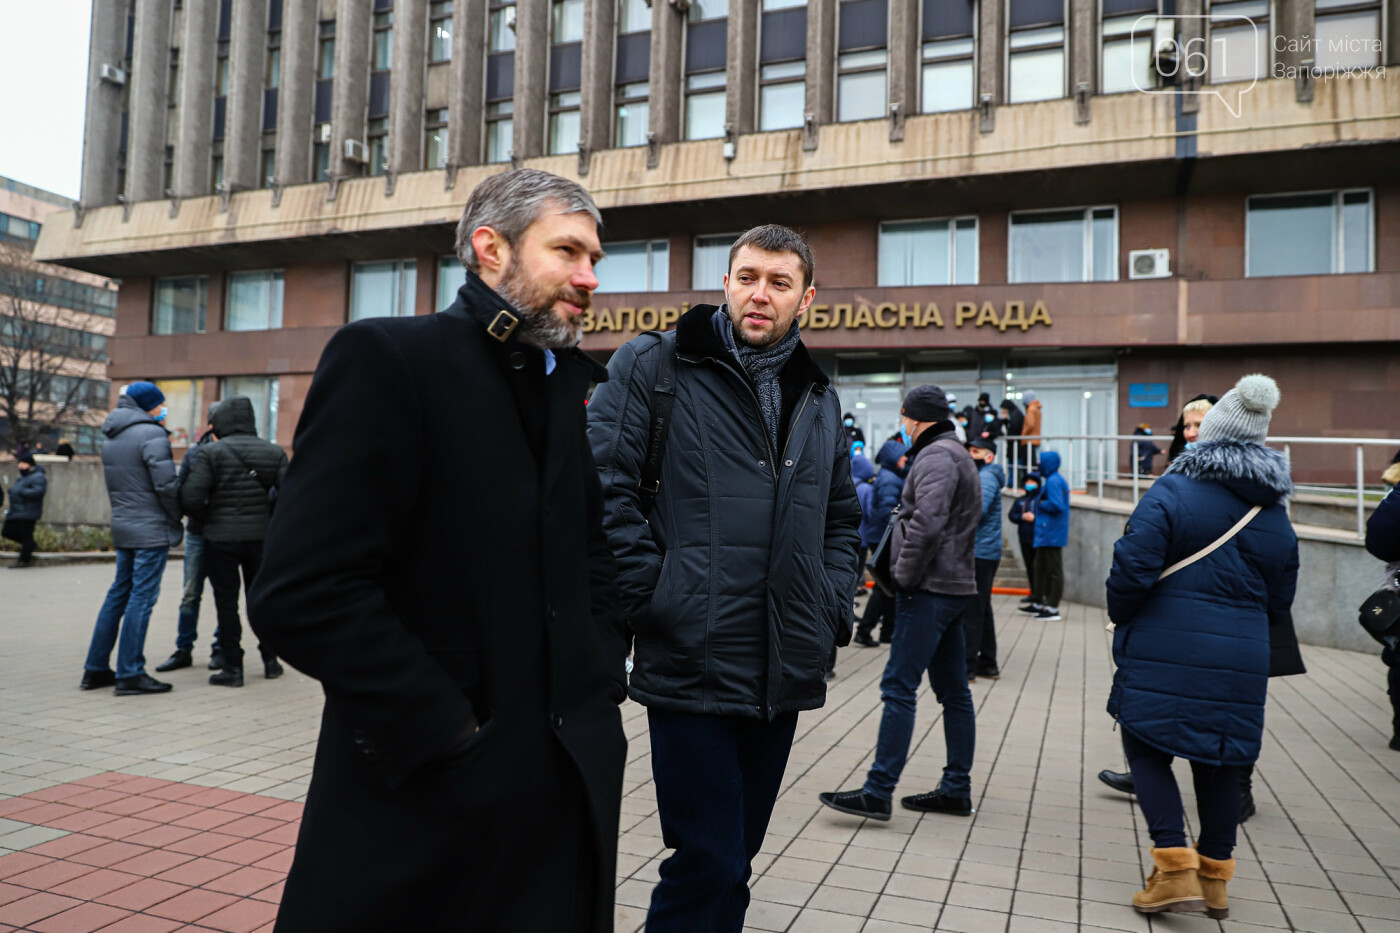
[
  {"left": 3, "top": 454, "right": 46, "bottom": 567},
  {"left": 82, "top": 382, "right": 184, "bottom": 695},
  {"left": 181, "top": 397, "right": 289, "bottom": 686},
  {"left": 855, "top": 437, "right": 908, "bottom": 646}
]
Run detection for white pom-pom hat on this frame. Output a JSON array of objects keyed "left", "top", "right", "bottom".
[{"left": 1198, "top": 373, "right": 1280, "bottom": 445}]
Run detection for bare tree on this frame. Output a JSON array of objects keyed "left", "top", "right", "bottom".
[{"left": 0, "top": 242, "right": 107, "bottom": 452}]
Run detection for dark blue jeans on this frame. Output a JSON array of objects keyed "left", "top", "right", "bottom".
[
  {"left": 1122, "top": 729, "right": 1240, "bottom": 860},
  {"left": 646, "top": 708, "right": 798, "bottom": 933},
  {"left": 865, "top": 590, "right": 976, "bottom": 800},
  {"left": 85, "top": 547, "right": 169, "bottom": 680},
  {"left": 174, "top": 531, "right": 217, "bottom": 652}
]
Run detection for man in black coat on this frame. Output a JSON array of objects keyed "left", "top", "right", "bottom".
[
  {"left": 588, "top": 224, "right": 862, "bottom": 932},
  {"left": 248, "top": 169, "right": 628, "bottom": 932}
]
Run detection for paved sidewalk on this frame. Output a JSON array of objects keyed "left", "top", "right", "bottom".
[{"left": 1, "top": 564, "right": 1398, "bottom": 931}]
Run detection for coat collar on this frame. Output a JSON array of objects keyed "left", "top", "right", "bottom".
[
  {"left": 674, "top": 304, "right": 829, "bottom": 389},
  {"left": 907, "top": 422, "right": 957, "bottom": 461}
]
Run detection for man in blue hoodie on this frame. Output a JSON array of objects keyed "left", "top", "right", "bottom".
[
  {"left": 1024, "top": 449, "right": 1069, "bottom": 621},
  {"left": 965, "top": 440, "right": 1004, "bottom": 678},
  {"left": 855, "top": 437, "right": 908, "bottom": 646}
]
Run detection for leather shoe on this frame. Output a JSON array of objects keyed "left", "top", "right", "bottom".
[
  {"left": 901, "top": 790, "right": 974, "bottom": 816},
  {"left": 80, "top": 670, "right": 116, "bottom": 690},
  {"left": 264, "top": 657, "right": 284, "bottom": 679},
  {"left": 1098, "top": 769, "right": 1135, "bottom": 794},
  {"left": 818, "top": 788, "right": 891, "bottom": 822},
  {"left": 853, "top": 632, "right": 878, "bottom": 648},
  {"left": 208, "top": 648, "right": 225, "bottom": 671},
  {"left": 114, "top": 674, "right": 172, "bottom": 696},
  {"left": 210, "top": 667, "right": 244, "bottom": 687},
  {"left": 155, "top": 649, "right": 192, "bottom": 672},
  {"left": 975, "top": 663, "right": 1001, "bottom": 680}
]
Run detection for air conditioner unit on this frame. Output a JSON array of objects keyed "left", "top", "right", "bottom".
[
  {"left": 319, "top": 123, "right": 333, "bottom": 143},
  {"left": 99, "top": 63, "right": 127, "bottom": 85},
  {"left": 344, "top": 139, "right": 369, "bottom": 163},
  {"left": 1129, "top": 248, "right": 1171, "bottom": 279}
]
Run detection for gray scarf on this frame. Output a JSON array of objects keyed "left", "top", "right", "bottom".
[{"left": 714, "top": 307, "right": 802, "bottom": 455}]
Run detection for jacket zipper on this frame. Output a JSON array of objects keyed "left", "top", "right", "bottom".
[
  {"left": 702, "top": 356, "right": 781, "bottom": 481},
  {"left": 781, "top": 387, "right": 813, "bottom": 462}
]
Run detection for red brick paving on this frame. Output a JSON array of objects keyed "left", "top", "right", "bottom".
[{"left": 0, "top": 774, "right": 289, "bottom": 932}]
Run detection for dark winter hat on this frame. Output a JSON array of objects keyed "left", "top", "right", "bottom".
[
  {"left": 1198, "top": 374, "right": 1280, "bottom": 446},
  {"left": 968, "top": 438, "right": 996, "bottom": 453},
  {"left": 901, "top": 385, "right": 951, "bottom": 423},
  {"left": 17, "top": 453, "right": 36, "bottom": 466},
  {"left": 125, "top": 381, "right": 166, "bottom": 412}
]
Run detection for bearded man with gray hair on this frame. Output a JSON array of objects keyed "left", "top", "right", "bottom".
[{"left": 249, "top": 169, "right": 628, "bottom": 932}]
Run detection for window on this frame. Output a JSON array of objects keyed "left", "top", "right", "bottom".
[
  {"left": 1246, "top": 190, "right": 1373, "bottom": 277},
  {"left": 221, "top": 376, "right": 280, "bottom": 442},
  {"left": 689, "top": 0, "right": 728, "bottom": 19},
  {"left": 226, "top": 270, "right": 284, "bottom": 331},
  {"left": 1314, "top": 0, "right": 1382, "bottom": 70},
  {"left": 0, "top": 213, "right": 41, "bottom": 243},
  {"left": 266, "top": 44, "right": 281, "bottom": 87},
  {"left": 596, "top": 240, "right": 670, "bottom": 293},
  {"left": 425, "top": 108, "right": 448, "bottom": 168},
  {"left": 922, "top": 38, "right": 975, "bottom": 113},
  {"left": 351, "top": 260, "right": 418, "bottom": 320},
  {"left": 216, "top": 40, "right": 230, "bottom": 95},
  {"left": 367, "top": 117, "right": 388, "bottom": 176},
  {"left": 211, "top": 151, "right": 224, "bottom": 193},
  {"left": 490, "top": 2, "right": 517, "bottom": 51},
  {"left": 838, "top": 50, "right": 887, "bottom": 121},
  {"left": 553, "top": 0, "right": 584, "bottom": 42},
  {"left": 1101, "top": 11, "right": 1156, "bottom": 94},
  {"left": 486, "top": 101, "right": 513, "bottom": 162},
  {"left": 153, "top": 380, "right": 204, "bottom": 448},
  {"left": 759, "top": 62, "right": 805, "bottom": 131},
  {"left": 879, "top": 218, "right": 978, "bottom": 286},
  {"left": 616, "top": 82, "right": 650, "bottom": 147},
  {"left": 1009, "top": 207, "right": 1118, "bottom": 283},
  {"left": 318, "top": 20, "right": 335, "bottom": 78},
  {"left": 168, "top": 49, "right": 179, "bottom": 106},
  {"left": 619, "top": 0, "right": 651, "bottom": 32},
  {"left": 313, "top": 126, "right": 331, "bottom": 178},
  {"left": 763, "top": 0, "right": 805, "bottom": 7},
  {"left": 373, "top": 11, "right": 393, "bottom": 71},
  {"left": 153, "top": 276, "right": 208, "bottom": 335},
  {"left": 692, "top": 234, "right": 739, "bottom": 289},
  {"left": 437, "top": 255, "right": 466, "bottom": 310},
  {"left": 1008, "top": 25, "right": 1065, "bottom": 102},
  {"left": 1209, "top": 0, "right": 1267, "bottom": 83},
  {"left": 550, "top": 92, "right": 581, "bottom": 155},
  {"left": 430, "top": 1, "right": 453, "bottom": 61},
  {"left": 685, "top": 72, "right": 726, "bottom": 140},
  {"left": 260, "top": 149, "right": 275, "bottom": 187}
]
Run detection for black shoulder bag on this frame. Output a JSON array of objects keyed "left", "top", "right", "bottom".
[
  {"left": 223, "top": 445, "right": 279, "bottom": 514},
  {"left": 868, "top": 505, "right": 904, "bottom": 597},
  {"left": 637, "top": 331, "right": 676, "bottom": 519},
  {"left": 1359, "top": 565, "right": 1400, "bottom": 651}
]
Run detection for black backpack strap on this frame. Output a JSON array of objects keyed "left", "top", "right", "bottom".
[
  {"left": 223, "top": 444, "right": 274, "bottom": 494},
  {"left": 638, "top": 330, "right": 676, "bottom": 519}
]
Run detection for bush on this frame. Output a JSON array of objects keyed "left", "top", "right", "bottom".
[{"left": 31, "top": 524, "right": 113, "bottom": 552}]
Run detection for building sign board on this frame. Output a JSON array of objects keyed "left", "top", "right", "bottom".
[
  {"left": 579, "top": 300, "right": 1053, "bottom": 335},
  {"left": 1129, "top": 383, "right": 1170, "bottom": 408}
]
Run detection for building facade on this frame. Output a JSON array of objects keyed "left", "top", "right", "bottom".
[
  {"left": 1, "top": 177, "right": 117, "bottom": 457},
  {"left": 33, "top": 0, "right": 1400, "bottom": 483}
]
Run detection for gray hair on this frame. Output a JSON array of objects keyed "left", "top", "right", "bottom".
[{"left": 454, "top": 169, "right": 602, "bottom": 273}]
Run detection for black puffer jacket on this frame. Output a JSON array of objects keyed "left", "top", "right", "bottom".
[
  {"left": 587, "top": 305, "right": 863, "bottom": 720},
  {"left": 6, "top": 465, "right": 46, "bottom": 521},
  {"left": 180, "top": 397, "right": 289, "bottom": 542}
]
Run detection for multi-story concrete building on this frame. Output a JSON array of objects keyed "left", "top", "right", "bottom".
[
  {"left": 0, "top": 177, "right": 117, "bottom": 456},
  {"left": 32, "top": 0, "right": 1400, "bottom": 483}
]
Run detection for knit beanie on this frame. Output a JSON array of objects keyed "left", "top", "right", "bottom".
[
  {"left": 124, "top": 381, "right": 165, "bottom": 412},
  {"left": 902, "top": 385, "right": 951, "bottom": 423},
  {"left": 1021, "top": 390, "right": 1037, "bottom": 404},
  {"left": 1197, "top": 374, "right": 1279, "bottom": 445}
]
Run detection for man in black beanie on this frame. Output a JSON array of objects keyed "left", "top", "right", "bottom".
[{"left": 821, "top": 384, "right": 983, "bottom": 820}]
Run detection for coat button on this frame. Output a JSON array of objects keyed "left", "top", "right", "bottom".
[
  {"left": 758, "top": 460, "right": 766, "bottom": 467},
  {"left": 785, "top": 459, "right": 794, "bottom": 467},
  {"left": 509, "top": 352, "right": 526, "bottom": 370}
]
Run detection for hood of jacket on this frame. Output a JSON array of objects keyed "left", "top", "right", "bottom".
[
  {"left": 210, "top": 396, "right": 258, "bottom": 438},
  {"left": 1163, "top": 438, "right": 1293, "bottom": 507},
  {"left": 103, "top": 395, "right": 165, "bottom": 439},
  {"left": 1000, "top": 400, "right": 1023, "bottom": 417},
  {"left": 851, "top": 454, "right": 875, "bottom": 482},
  {"left": 875, "top": 438, "right": 909, "bottom": 475},
  {"left": 978, "top": 459, "right": 1006, "bottom": 486},
  {"left": 1039, "top": 450, "right": 1061, "bottom": 475}
]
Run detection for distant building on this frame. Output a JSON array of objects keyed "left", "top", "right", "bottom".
[
  {"left": 31, "top": 0, "right": 1400, "bottom": 483},
  {"left": 0, "top": 176, "right": 117, "bottom": 456}
]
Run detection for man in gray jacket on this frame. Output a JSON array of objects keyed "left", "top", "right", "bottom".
[
  {"left": 82, "top": 382, "right": 185, "bottom": 695},
  {"left": 821, "top": 384, "right": 982, "bottom": 819}
]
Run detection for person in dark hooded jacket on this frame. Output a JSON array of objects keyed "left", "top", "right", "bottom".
[
  {"left": 1364, "top": 481, "right": 1400, "bottom": 752},
  {"left": 180, "top": 396, "right": 289, "bottom": 686},
  {"left": 855, "top": 437, "right": 908, "bottom": 646},
  {"left": 3, "top": 454, "right": 46, "bottom": 567},
  {"left": 1106, "top": 374, "right": 1303, "bottom": 918}
]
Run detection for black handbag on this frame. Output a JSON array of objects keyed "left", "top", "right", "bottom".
[
  {"left": 868, "top": 505, "right": 903, "bottom": 597},
  {"left": 1359, "top": 585, "right": 1400, "bottom": 651}
]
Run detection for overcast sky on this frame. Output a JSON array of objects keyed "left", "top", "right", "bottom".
[{"left": 0, "top": 1, "right": 92, "bottom": 201}]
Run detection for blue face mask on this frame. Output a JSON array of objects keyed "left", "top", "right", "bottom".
[
  {"left": 899, "top": 425, "right": 912, "bottom": 447},
  {"left": 1185, "top": 440, "right": 1198, "bottom": 450},
  {"left": 154, "top": 406, "right": 168, "bottom": 423},
  {"left": 1025, "top": 483, "right": 1039, "bottom": 492}
]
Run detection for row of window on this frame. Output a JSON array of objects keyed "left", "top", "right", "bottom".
[
  {"left": 151, "top": 377, "right": 279, "bottom": 447},
  {"left": 0, "top": 317, "right": 109, "bottom": 362},
  {"left": 0, "top": 275, "right": 119, "bottom": 319},
  {"left": 0, "top": 212, "right": 42, "bottom": 243},
  {"left": 5, "top": 371, "right": 111, "bottom": 412}
]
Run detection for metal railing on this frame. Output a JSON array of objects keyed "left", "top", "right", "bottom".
[{"left": 994, "top": 434, "right": 1400, "bottom": 541}]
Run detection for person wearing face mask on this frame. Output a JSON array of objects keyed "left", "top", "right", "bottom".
[
  {"left": 1168, "top": 395, "right": 1217, "bottom": 463},
  {"left": 3, "top": 452, "right": 47, "bottom": 568},
  {"left": 81, "top": 381, "right": 184, "bottom": 695},
  {"left": 1008, "top": 471, "right": 1042, "bottom": 609},
  {"left": 854, "top": 434, "right": 910, "bottom": 647},
  {"left": 843, "top": 411, "right": 865, "bottom": 452},
  {"left": 946, "top": 393, "right": 967, "bottom": 442}
]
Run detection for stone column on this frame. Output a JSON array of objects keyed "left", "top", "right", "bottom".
[
  {"left": 276, "top": 0, "right": 318, "bottom": 185},
  {"left": 331, "top": 0, "right": 372, "bottom": 179},
  {"left": 225, "top": 0, "right": 269, "bottom": 192},
  {"left": 1069, "top": 0, "right": 1097, "bottom": 122},
  {"left": 728, "top": 0, "right": 759, "bottom": 135},
  {"left": 125, "top": 0, "right": 174, "bottom": 203},
  {"left": 81, "top": 0, "right": 127, "bottom": 208},
  {"left": 448, "top": 0, "right": 487, "bottom": 168},
  {"left": 173, "top": 0, "right": 218, "bottom": 197},
  {"left": 580, "top": 0, "right": 617, "bottom": 167},
  {"left": 513, "top": 0, "right": 549, "bottom": 158},
  {"left": 648, "top": 0, "right": 684, "bottom": 155},
  {"left": 390, "top": 0, "right": 429, "bottom": 174},
  {"left": 1177, "top": 0, "right": 1204, "bottom": 114},
  {"left": 977, "top": 0, "right": 1005, "bottom": 127},
  {"left": 886, "top": 0, "right": 917, "bottom": 136}
]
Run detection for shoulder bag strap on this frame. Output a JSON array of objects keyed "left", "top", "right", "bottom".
[
  {"left": 1158, "top": 504, "right": 1263, "bottom": 581},
  {"left": 638, "top": 331, "right": 676, "bottom": 519},
  {"left": 222, "top": 443, "right": 274, "bottom": 494}
]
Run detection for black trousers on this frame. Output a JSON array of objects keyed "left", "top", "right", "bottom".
[
  {"left": 1020, "top": 541, "right": 1038, "bottom": 600},
  {"left": 2, "top": 519, "right": 36, "bottom": 564},
  {"left": 204, "top": 539, "right": 272, "bottom": 669},
  {"left": 963, "top": 558, "right": 999, "bottom": 668},
  {"left": 1123, "top": 730, "right": 1240, "bottom": 861},
  {"left": 1386, "top": 647, "right": 1400, "bottom": 739},
  {"left": 1032, "top": 546, "right": 1064, "bottom": 609}
]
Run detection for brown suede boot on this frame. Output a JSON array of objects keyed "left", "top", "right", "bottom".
[
  {"left": 1132, "top": 847, "right": 1206, "bottom": 914},
  {"left": 1198, "top": 853, "right": 1236, "bottom": 919}
]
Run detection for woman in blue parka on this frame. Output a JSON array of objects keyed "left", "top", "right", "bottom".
[{"left": 1106, "top": 375, "right": 1303, "bottom": 919}]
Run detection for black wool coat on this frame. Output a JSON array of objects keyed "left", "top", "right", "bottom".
[{"left": 248, "top": 273, "right": 628, "bottom": 932}]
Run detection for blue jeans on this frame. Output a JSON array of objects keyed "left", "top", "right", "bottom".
[
  {"left": 175, "top": 531, "right": 215, "bottom": 651},
  {"left": 85, "top": 547, "right": 170, "bottom": 680},
  {"left": 865, "top": 590, "right": 976, "bottom": 800},
  {"left": 646, "top": 708, "right": 798, "bottom": 933}
]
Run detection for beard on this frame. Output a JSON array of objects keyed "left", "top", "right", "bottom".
[
  {"left": 725, "top": 296, "right": 795, "bottom": 350},
  {"left": 495, "top": 257, "right": 590, "bottom": 350}
]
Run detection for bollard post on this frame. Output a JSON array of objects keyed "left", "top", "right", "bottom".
[
  {"left": 1357, "top": 444, "right": 1366, "bottom": 541},
  {"left": 1098, "top": 437, "right": 1105, "bottom": 506}
]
